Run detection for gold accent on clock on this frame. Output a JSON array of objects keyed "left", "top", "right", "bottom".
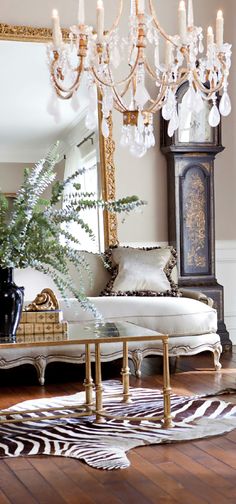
[{"left": 185, "top": 173, "right": 207, "bottom": 268}]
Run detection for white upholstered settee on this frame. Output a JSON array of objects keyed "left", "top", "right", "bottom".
[{"left": 0, "top": 247, "right": 222, "bottom": 385}]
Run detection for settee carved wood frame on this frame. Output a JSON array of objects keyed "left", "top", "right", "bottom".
[
  {"left": 0, "top": 22, "right": 118, "bottom": 248},
  {"left": 0, "top": 339, "right": 222, "bottom": 385}
]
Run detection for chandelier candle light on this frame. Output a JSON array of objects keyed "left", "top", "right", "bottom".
[{"left": 48, "top": 0, "right": 232, "bottom": 158}]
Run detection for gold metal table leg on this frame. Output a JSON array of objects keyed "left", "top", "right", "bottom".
[
  {"left": 121, "top": 341, "right": 132, "bottom": 403},
  {"left": 95, "top": 342, "right": 105, "bottom": 423},
  {"left": 162, "top": 338, "right": 173, "bottom": 428},
  {"left": 83, "top": 344, "right": 93, "bottom": 409}
]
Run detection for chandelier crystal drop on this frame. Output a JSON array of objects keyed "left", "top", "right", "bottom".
[{"left": 47, "top": 0, "right": 232, "bottom": 158}]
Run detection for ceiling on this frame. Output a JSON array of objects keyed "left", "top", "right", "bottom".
[{"left": 0, "top": 40, "right": 89, "bottom": 163}]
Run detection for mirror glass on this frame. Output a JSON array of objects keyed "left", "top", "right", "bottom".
[{"left": 0, "top": 36, "right": 113, "bottom": 252}]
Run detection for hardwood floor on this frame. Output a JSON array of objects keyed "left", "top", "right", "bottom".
[{"left": 0, "top": 349, "right": 236, "bottom": 503}]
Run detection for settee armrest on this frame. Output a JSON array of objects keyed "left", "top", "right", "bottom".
[{"left": 179, "top": 288, "right": 214, "bottom": 307}]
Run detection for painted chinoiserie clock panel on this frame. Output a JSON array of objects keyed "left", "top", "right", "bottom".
[
  {"left": 180, "top": 165, "right": 210, "bottom": 276},
  {"left": 161, "top": 82, "right": 231, "bottom": 350}
]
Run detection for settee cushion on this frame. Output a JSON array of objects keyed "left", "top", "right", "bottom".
[
  {"left": 102, "top": 246, "right": 180, "bottom": 297},
  {"left": 60, "top": 296, "right": 217, "bottom": 337}
]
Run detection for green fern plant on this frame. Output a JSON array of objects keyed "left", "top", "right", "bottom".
[{"left": 0, "top": 144, "right": 145, "bottom": 316}]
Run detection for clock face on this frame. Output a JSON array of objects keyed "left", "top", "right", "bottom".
[{"left": 177, "top": 95, "right": 214, "bottom": 143}]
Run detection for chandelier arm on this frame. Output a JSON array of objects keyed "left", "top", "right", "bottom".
[
  {"left": 147, "top": 71, "right": 192, "bottom": 112},
  {"left": 119, "top": 73, "right": 188, "bottom": 108},
  {"left": 146, "top": 81, "right": 169, "bottom": 113},
  {"left": 92, "top": 49, "right": 139, "bottom": 89},
  {"left": 144, "top": 58, "right": 159, "bottom": 80},
  {"left": 158, "top": 69, "right": 190, "bottom": 90},
  {"left": 144, "top": 50, "right": 193, "bottom": 88},
  {"left": 171, "top": 71, "right": 191, "bottom": 88},
  {"left": 55, "top": 89, "right": 73, "bottom": 100},
  {"left": 148, "top": 0, "right": 178, "bottom": 46},
  {"left": 192, "top": 69, "right": 225, "bottom": 96},
  {"left": 112, "top": 86, "right": 128, "bottom": 111},
  {"left": 104, "top": 57, "right": 133, "bottom": 101},
  {"left": 118, "top": 79, "right": 132, "bottom": 98},
  {"left": 107, "top": 0, "right": 124, "bottom": 37},
  {"left": 143, "top": 58, "right": 173, "bottom": 87},
  {"left": 52, "top": 72, "right": 83, "bottom": 96},
  {"left": 95, "top": 58, "right": 128, "bottom": 111},
  {"left": 106, "top": 60, "right": 137, "bottom": 103},
  {"left": 50, "top": 57, "right": 84, "bottom": 95},
  {"left": 113, "top": 97, "right": 127, "bottom": 113}
]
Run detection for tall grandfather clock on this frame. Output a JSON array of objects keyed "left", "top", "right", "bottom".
[{"left": 161, "top": 82, "right": 231, "bottom": 350}]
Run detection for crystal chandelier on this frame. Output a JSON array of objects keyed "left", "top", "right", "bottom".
[{"left": 47, "top": 0, "right": 232, "bottom": 158}]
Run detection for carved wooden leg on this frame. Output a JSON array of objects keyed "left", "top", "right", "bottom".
[
  {"left": 121, "top": 342, "right": 132, "bottom": 403},
  {"left": 35, "top": 356, "right": 47, "bottom": 386},
  {"left": 131, "top": 349, "right": 143, "bottom": 378},
  {"left": 84, "top": 344, "right": 94, "bottom": 408},
  {"left": 162, "top": 338, "right": 173, "bottom": 428},
  {"left": 214, "top": 345, "right": 222, "bottom": 371},
  {"left": 94, "top": 343, "right": 105, "bottom": 423},
  {"left": 170, "top": 355, "right": 180, "bottom": 374}
]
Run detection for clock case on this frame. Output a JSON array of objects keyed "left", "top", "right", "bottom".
[{"left": 161, "top": 82, "right": 231, "bottom": 350}]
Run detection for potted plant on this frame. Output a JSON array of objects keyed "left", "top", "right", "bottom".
[{"left": 0, "top": 144, "right": 145, "bottom": 342}]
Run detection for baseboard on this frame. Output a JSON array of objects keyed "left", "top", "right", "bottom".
[
  {"left": 216, "top": 240, "right": 236, "bottom": 263},
  {"left": 215, "top": 240, "right": 236, "bottom": 345},
  {"left": 224, "top": 315, "right": 236, "bottom": 345}
]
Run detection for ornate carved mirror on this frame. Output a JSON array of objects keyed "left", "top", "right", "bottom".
[{"left": 0, "top": 22, "right": 118, "bottom": 250}]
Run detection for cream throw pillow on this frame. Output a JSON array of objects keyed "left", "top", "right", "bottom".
[{"left": 111, "top": 247, "right": 172, "bottom": 293}]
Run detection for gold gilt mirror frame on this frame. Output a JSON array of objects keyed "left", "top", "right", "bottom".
[{"left": 0, "top": 22, "right": 118, "bottom": 249}]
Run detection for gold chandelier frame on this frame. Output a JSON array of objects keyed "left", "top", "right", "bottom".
[{"left": 48, "top": 0, "right": 227, "bottom": 123}]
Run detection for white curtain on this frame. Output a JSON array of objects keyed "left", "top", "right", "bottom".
[{"left": 63, "top": 144, "right": 101, "bottom": 252}]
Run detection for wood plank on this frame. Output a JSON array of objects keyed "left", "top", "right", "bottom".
[
  {"left": 129, "top": 452, "right": 207, "bottom": 504},
  {"left": 0, "top": 460, "right": 38, "bottom": 503},
  {"left": 5, "top": 458, "right": 67, "bottom": 504},
  {"left": 28, "top": 457, "right": 96, "bottom": 504},
  {"left": 53, "top": 457, "right": 125, "bottom": 504},
  {"left": 0, "top": 488, "right": 12, "bottom": 504},
  {"left": 156, "top": 445, "right": 235, "bottom": 494}
]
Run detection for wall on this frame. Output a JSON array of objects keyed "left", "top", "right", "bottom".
[
  {"left": 0, "top": 160, "right": 65, "bottom": 193},
  {"left": 1, "top": 0, "right": 236, "bottom": 341},
  {"left": 0, "top": 162, "right": 29, "bottom": 193}
]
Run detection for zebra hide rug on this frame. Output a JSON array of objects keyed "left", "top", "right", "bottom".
[{"left": 0, "top": 380, "right": 236, "bottom": 471}]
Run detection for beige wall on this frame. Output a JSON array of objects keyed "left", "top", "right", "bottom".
[
  {"left": 0, "top": 163, "right": 28, "bottom": 193},
  {"left": 214, "top": 0, "right": 235, "bottom": 239},
  {"left": 0, "top": 160, "right": 65, "bottom": 195}
]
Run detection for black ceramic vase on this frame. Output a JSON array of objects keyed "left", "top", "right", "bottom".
[{"left": 0, "top": 268, "right": 24, "bottom": 342}]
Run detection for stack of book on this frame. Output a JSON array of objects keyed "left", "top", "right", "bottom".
[{"left": 17, "top": 310, "right": 68, "bottom": 336}]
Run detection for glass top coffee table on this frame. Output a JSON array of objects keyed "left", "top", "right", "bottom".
[{"left": 0, "top": 321, "right": 173, "bottom": 427}]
